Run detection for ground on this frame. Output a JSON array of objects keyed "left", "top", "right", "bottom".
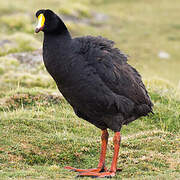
[{"left": 0, "top": 0, "right": 180, "bottom": 179}]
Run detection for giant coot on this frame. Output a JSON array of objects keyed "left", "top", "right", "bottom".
[{"left": 35, "top": 9, "right": 153, "bottom": 178}]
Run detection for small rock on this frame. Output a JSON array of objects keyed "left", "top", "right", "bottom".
[
  {"left": 0, "top": 39, "right": 17, "bottom": 54},
  {"left": 158, "top": 51, "right": 170, "bottom": 59},
  {"left": 93, "top": 13, "right": 109, "bottom": 23},
  {"left": 0, "top": 40, "right": 12, "bottom": 47},
  {"left": 7, "top": 50, "right": 43, "bottom": 67},
  {"left": 61, "top": 12, "right": 109, "bottom": 26}
]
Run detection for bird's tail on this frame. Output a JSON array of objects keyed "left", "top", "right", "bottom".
[{"left": 135, "top": 104, "right": 153, "bottom": 116}]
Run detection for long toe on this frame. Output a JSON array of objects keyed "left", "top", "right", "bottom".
[
  {"left": 77, "top": 171, "right": 116, "bottom": 178},
  {"left": 64, "top": 166, "right": 77, "bottom": 172},
  {"left": 64, "top": 166, "right": 107, "bottom": 173}
]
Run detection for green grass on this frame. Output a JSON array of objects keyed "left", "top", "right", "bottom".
[
  {"left": 0, "top": 0, "right": 180, "bottom": 179},
  {"left": 0, "top": 90, "right": 179, "bottom": 179}
]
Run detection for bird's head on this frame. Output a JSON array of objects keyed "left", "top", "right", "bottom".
[{"left": 35, "top": 9, "right": 67, "bottom": 34}]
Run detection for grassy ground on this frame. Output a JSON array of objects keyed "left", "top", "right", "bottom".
[{"left": 0, "top": 0, "right": 180, "bottom": 179}]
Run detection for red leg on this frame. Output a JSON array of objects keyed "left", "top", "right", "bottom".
[
  {"left": 78, "top": 132, "right": 121, "bottom": 178},
  {"left": 97, "top": 129, "right": 109, "bottom": 170},
  {"left": 110, "top": 132, "right": 121, "bottom": 173},
  {"left": 65, "top": 129, "right": 109, "bottom": 173}
]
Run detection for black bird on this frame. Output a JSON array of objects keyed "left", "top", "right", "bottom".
[{"left": 35, "top": 9, "right": 153, "bottom": 178}]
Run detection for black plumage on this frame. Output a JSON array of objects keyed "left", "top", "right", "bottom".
[{"left": 35, "top": 9, "right": 153, "bottom": 178}]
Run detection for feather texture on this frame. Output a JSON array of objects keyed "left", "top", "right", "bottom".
[{"left": 41, "top": 14, "right": 153, "bottom": 131}]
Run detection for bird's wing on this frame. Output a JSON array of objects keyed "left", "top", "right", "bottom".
[
  {"left": 93, "top": 59, "right": 152, "bottom": 106},
  {"left": 76, "top": 36, "right": 153, "bottom": 107}
]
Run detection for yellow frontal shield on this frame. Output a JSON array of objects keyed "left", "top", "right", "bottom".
[{"left": 35, "top": 14, "right": 45, "bottom": 33}]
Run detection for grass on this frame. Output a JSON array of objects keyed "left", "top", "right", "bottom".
[{"left": 0, "top": 0, "right": 180, "bottom": 179}]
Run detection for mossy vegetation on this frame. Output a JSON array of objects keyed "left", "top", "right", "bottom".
[{"left": 0, "top": 0, "right": 179, "bottom": 179}]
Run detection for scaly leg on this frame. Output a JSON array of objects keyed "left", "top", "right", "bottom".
[
  {"left": 65, "top": 129, "right": 109, "bottom": 173},
  {"left": 77, "top": 132, "right": 121, "bottom": 178}
]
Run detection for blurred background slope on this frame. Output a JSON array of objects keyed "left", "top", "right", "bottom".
[
  {"left": 0, "top": 0, "right": 179, "bottom": 179},
  {"left": 0, "top": 0, "right": 180, "bottom": 87}
]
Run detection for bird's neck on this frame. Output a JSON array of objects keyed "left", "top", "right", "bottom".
[
  {"left": 42, "top": 31, "right": 72, "bottom": 83},
  {"left": 43, "top": 31, "right": 72, "bottom": 59},
  {"left": 44, "top": 30, "right": 71, "bottom": 47}
]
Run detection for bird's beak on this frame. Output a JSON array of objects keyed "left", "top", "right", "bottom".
[{"left": 35, "top": 14, "right": 45, "bottom": 33}]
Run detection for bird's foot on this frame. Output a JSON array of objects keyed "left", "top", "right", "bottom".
[
  {"left": 64, "top": 166, "right": 107, "bottom": 173},
  {"left": 77, "top": 171, "right": 116, "bottom": 178}
]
